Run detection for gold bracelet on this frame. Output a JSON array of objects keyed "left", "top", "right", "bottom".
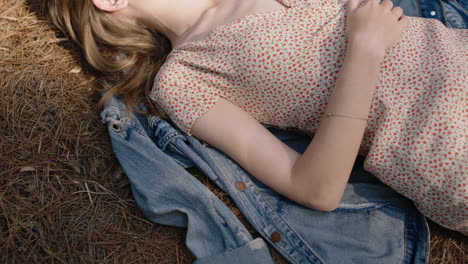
[{"left": 322, "top": 111, "right": 369, "bottom": 121}]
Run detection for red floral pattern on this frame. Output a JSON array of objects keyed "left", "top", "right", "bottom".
[{"left": 150, "top": 0, "right": 468, "bottom": 233}]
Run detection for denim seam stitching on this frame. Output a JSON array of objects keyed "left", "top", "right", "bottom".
[
  {"left": 204, "top": 148, "right": 258, "bottom": 223},
  {"left": 333, "top": 203, "right": 389, "bottom": 212},
  {"left": 424, "top": 219, "right": 431, "bottom": 263},
  {"left": 417, "top": 0, "right": 423, "bottom": 16},
  {"left": 401, "top": 207, "right": 409, "bottom": 264},
  {"left": 451, "top": 0, "right": 468, "bottom": 14},
  {"left": 172, "top": 138, "right": 223, "bottom": 183},
  {"left": 204, "top": 147, "right": 325, "bottom": 264},
  {"left": 246, "top": 179, "right": 327, "bottom": 264},
  {"left": 204, "top": 148, "right": 307, "bottom": 261},
  {"left": 438, "top": 0, "right": 449, "bottom": 24},
  {"left": 159, "top": 132, "right": 184, "bottom": 150}
]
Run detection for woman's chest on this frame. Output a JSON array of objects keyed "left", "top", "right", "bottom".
[{"left": 172, "top": 5, "right": 348, "bottom": 93}]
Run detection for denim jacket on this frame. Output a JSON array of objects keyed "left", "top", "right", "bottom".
[
  {"left": 393, "top": 0, "right": 467, "bottom": 28},
  {"left": 100, "top": 95, "right": 430, "bottom": 264},
  {"left": 95, "top": 2, "right": 468, "bottom": 263}
]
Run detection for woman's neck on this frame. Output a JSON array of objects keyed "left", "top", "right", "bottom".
[{"left": 168, "top": 0, "right": 286, "bottom": 49}]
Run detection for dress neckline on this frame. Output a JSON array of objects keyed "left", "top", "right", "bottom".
[{"left": 171, "top": 0, "right": 292, "bottom": 51}]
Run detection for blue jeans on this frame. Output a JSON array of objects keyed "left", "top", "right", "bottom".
[
  {"left": 101, "top": 95, "right": 429, "bottom": 263},
  {"left": 392, "top": 0, "right": 467, "bottom": 28}
]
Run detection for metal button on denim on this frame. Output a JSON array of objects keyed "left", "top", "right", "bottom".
[
  {"left": 236, "top": 181, "right": 246, "bottom": 191},
  {"left": 102, "top": 90, "right": 432, "bottom": 264},
  {"left": 271, "top": 231, "right": 282, "bottom": 243}
]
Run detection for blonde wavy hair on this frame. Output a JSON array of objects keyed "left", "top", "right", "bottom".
[{"left": 46, "top": 0, "right": 171, "bottom": 117}]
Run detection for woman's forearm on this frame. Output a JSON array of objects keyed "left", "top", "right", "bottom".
[{"left": 290, "top": 42, "right": 384, "bottom": 211}]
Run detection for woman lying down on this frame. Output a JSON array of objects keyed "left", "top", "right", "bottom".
[{"left": 46, "top": 0, "right": 467, "bottom": 234}]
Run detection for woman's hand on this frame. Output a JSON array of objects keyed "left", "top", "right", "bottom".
[{"left": 345, "top": 0, "right": 410, "bottom": 59}]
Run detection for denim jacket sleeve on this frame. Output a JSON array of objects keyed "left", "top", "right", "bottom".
[
  {"left": 100, "top": 95, "right": 275, "bottom": 264},
  {"left": 101, "top": 94, "right": 431, "bottom": 264},
  {"left": 155, "top": 119, "right": 430, "bottom": 264}
]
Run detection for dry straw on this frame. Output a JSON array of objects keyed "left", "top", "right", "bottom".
[{"left": 0, "top": 0, "right": 466, "bottom": 263}]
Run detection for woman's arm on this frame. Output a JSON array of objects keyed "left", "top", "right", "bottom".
[
  {"left": 289, "top": 44, "right": 383, "bottom": 210},
  {"left": 190, "top": 47, "right": 381, "bottom": 211},
  {"left": 190, "top": 0, "right": 409, "bottom": 211}
]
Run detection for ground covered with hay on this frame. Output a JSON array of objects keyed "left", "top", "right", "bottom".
[{"left": 0, "top": 0, "right": 466, "bottom": 263}]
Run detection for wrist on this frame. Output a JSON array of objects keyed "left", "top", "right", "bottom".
[{"left": 346, "top": 37, "right": 386, "bottom": 62}]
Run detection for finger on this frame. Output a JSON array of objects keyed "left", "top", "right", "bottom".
[
  {"left": 398, "top": 15, "right": 410, "bottom": 29},
  {"left": 380, "top": 0, "right": 393, "bottom": 10},
  {"left": 347, "top": 0, "right": 361, "bottom": 12},
  {"left": 391, "top": 6, "right": 404, "bottom": 20},
  {"left": 365, "top": 0, "right": 379, "bottom": 7}
]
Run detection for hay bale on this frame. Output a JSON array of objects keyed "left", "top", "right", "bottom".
[{"left": 0, "top": 0, "right": 465, "bottom": 263}]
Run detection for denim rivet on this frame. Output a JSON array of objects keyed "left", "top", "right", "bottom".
[
  {"left": 430, "top": 11, "right": 436, "bottom": 16},
  {"left": 236, "top": 181, "right": 246, "bottom": 191},
  {"left": 271, "top": 231, "right": 282, "bottom": 243}
]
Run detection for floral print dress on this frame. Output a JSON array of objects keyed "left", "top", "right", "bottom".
[{"left": 150, "top": 0, "right": 468, "bottom": 233}]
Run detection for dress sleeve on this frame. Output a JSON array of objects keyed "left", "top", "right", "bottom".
[{"left": 149, "top": 61, "right": 221, "bottom": 136}]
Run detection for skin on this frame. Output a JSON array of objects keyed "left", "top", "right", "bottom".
[
  {"left": 92, "top": 0, "right": 289, "bottom": 49},
  {"left": 93, "top": 0, "right": 409, "bottom": 211}
]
